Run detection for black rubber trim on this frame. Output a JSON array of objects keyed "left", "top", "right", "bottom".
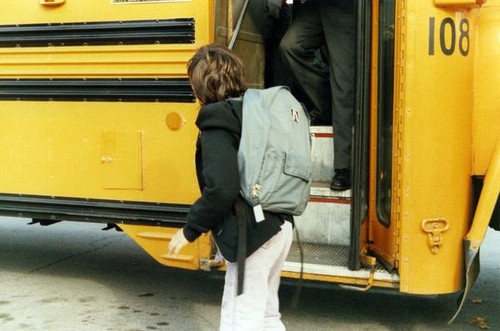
[
  {"left": 349, "top": 0, "right": 370, "bottom": 271},
  {"left": 0, "top": 78, "right": 195, "bottom": 102},
  {"left": 0, "top": 193, "right": 190, "bottom": 227},
  {"left": 0, "top": 18, "right": 194, "bottom": 47}
]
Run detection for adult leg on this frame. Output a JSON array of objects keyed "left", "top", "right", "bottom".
[
  {"left": 279, "top": 1, "right": 331, "bottom": 116},
  {"left": 321, "top": 0, "right": 356, "bottom": 171}
]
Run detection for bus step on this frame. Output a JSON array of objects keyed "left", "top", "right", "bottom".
[{"left": 310, "top": 181, "right": 351, "bottom": 201}]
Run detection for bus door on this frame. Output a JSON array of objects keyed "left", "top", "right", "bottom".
[
  {"left": 349, "top": 0, "right": 372, "bottom": 271},
  {"left": 348, "top": 0, "right": 398, "bottom": 276},
  {"left": 365, "top": 0, "right": 399, "bottom": 272},
  {"left": 370, "top": 0, "right": 482, "bottom": 296}
]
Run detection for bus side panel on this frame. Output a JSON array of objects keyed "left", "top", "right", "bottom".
[
  {"left": 2, "top": 0, "right": 205, "bottom": 26},
  {"left": 119, "top": 224, "right": 213, "bottom": 270},
  {"left": 396, "top": 1, "right": 477, "bottom": 294},
  {"left": 0, "top": 101, "right": 201, "bottom": 204},
  {"left": 472, "top": 0, "right": 500, "bottom": 176},
  {"left": 0, "top": 0, "right": 215, "bottom": 270},
  {"left": 0, "top": 0, "right": 212, "bottom": 205}
]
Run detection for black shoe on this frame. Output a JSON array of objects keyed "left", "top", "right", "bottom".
[
  {"left": 309, "top": 107, "right": 332, "bottom": 126},
  {"left": 330, "top": 169, "right": 350, "bottom": 191}
]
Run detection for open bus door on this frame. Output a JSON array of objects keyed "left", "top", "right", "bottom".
[
  {"left": 366, "top": 0, "right": 495, "bottom": 301},
  {"left": 364, "top": 0, "right": 399, "bottom": 273},
  {"left": 348, "top": 0, "right": 371, "bottom": 272},
  {"left": 348, "top": 0, "right": 398, "bottom": 279},
  {"left": 349, "top": 0, "right": 399, "bottom": 286}
]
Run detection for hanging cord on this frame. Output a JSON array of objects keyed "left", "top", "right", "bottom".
[
  {"left": 290, "top": 224, "right": 304, "bottom": 310},
  {"left": 234, "top": 198, "right": 247, "bottom": 296}
]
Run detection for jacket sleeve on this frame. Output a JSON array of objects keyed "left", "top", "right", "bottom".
[{"left": 183, "top": 127, "right": 240, "bottom": 242}]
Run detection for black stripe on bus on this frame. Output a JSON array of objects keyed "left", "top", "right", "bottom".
[
  {"left": 0, "top": 78, "right": 195, "bottom": 102},
  {"left": 0, "top": 18, "right": 194, "bottom": 47},
  {"left": 0, "top": 193, "right": 190, "bottom": 227}
]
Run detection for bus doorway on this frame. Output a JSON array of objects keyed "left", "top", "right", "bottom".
[{"left": 215, "top": 0, "right": 398, "bottom": 288}]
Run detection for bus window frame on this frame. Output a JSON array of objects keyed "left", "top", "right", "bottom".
[{"left": 375, "top": 0, "right": 395, "bottom": 227}]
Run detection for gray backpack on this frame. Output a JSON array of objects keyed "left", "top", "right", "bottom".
[{"left": 238, "top": 86, "right": 312, "bottom": 216}]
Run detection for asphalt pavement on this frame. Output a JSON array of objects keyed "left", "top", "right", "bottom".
[{"left": 0, "top": 217, "right": 498, "bottom": 331}]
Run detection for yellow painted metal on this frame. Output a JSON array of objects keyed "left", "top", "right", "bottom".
[
  {"left": 421, "top": 218, "right": 450, "bottom": 255},
  {"left": 368, "top": 0, "right": 399, "bottom": 271},
  {"left": 449, "top": 141, "right": 499, "bottom": 323},
  {"left": 434, "top": 0, "right": 487, "bottom": 8},
  {"left": 0, "top": 0, "right": 213, "bottom": 204},
  {"left": 338, "top": 254, "right": 377, "bottom": 292},
  {"left": 39, "top": 0, "right": 66, "bottom": 7},
  {"left": 466, "top": 141, "right": 500, "bottom": 247},
  {"left": 165, "top": 112, "right": 186, "bottom": 131},
  {"left": 4, "top": 0, "right": 203, "bottom": 25},
  {"left": 465, "top": 0, "right": 500, "bottom": 249},
  {"left": 472, "top": 0, "right": 500, "bottom": 175},
  {"left": 0, "top": 0, "right": 209, "bottom": 79},
  {"left": 0, "top": 0, "right": 261, "bottom": 274},
  {"left": 101, "top": 131, "right": 143, "bottom": 190},
  {"left": 395, "top": 0, "right": 480, "bottom": 294},
  {"left": 119, "top": 224, "right": 212, "bottom": 270},
  {"left": 0, "top": 101, "right": 200, "bottom": 203},
  {"left": 0, "top": 46, "right": 198, "bottom": 78},
  {"left": 0, "top": 0, "right": 214, "bottom": 272}
]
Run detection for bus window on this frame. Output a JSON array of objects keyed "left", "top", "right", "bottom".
[{"left": 376, "top": 0, "right": 395, "bottom": 227}]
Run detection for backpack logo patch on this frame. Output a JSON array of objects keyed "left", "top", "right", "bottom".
[{"left": 291, "top": 107, "right": 300, "bottom": 123}]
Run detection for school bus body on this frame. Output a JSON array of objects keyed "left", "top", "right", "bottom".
[
  {"left": 0, "top": 0, "right": 498, "bottom": 316},
  {"left": 361, "top": 0, "right": 499, "bottom": 296},
  {"left": 375, "top": 0, "right": 476, "bottom": 294},
  {"left": 0, "top": 0, "right": 211, "bottom": 268},
  {"left": 387, "top": 0, "right": 500, "bottom": 295}
]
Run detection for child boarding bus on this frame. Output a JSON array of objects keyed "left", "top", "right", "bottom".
[{"left": 0, "top": 0, "right": 498, "bottom": 323}]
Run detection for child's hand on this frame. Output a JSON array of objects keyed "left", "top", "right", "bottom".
[{"left": 168, "top": 228, "right": 189, "bottom": 256}]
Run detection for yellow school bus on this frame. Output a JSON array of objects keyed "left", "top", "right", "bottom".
[{"left": 0, "top": 0, "right": 498, "bottom": 322}]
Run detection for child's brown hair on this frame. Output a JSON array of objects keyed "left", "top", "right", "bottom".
[{"left": 187, "top": 44, "right": 247, "bottom": 105}]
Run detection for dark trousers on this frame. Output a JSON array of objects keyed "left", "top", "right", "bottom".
[{"left": 280, "top": 0, "right": 355, "bottom": 169}]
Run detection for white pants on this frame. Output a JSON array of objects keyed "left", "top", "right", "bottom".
[{"left": 220, "top": 221, "right": 293, "bottom": 331}]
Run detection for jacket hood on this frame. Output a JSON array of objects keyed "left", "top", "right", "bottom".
[{"left": 195, "top": 99, "right": 242, "bottom": 135}]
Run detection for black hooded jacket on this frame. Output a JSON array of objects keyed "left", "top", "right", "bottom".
[{"left": 182, "top": 99, "right": 288, "bottom": 262}]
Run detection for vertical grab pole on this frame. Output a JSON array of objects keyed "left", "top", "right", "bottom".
[{"left": 228, "top": 0, "right": 251, "bottom": 50}]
